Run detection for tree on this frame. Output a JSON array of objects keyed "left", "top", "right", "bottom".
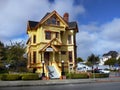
[
  {"left": 76, "top": 57, "right": 83, "bottom": 63},
  {"left": 103, "top": 51, "right": 118, "bottom": 58},
  {"left": 5, "top": 41, "right": 27, "bottom": 72},
  {"left": 0, "top": 41, "right": 5, "bottom": 60},
  {"left": 104, "top": 58, "right": 117, "bottom": 66},
  {"left": 87, "top": 54, "right": 100, "bottom": 65},
  {"left": 0, "top": 41, "right": 6, "bottom": 73},
  {"left": 117, "top": 58, "right": 120, "bottom": 65}
]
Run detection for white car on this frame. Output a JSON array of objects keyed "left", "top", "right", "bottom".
[{"left": 99, "top": 69, "right": 110, "bottom": 74}]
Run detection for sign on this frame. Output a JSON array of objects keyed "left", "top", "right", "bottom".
[{"left": 46, "top": 47, "right": 53, "bottom": 52}]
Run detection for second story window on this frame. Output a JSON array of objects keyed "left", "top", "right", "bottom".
[
  {"left": 33, "top": 35, "right": 36, "bottom": 43},
  {"left": 68, "top": 35, "right": 72, "bottom": 44},
  {"left": 56, "top": 32, "right": 59, "bottom": 38},
  {"left": 45, "top": 31, "right": 51, "bottom": 40}
]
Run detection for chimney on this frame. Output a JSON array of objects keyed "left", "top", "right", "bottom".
[{"left": 63, "top": 13, "right": 69, "bottom": 22}]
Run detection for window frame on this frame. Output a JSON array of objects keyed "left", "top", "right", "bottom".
[
  {"left": 68, "top": 35, "right": 72, "bottom": 44},
  {"left": 33, "top": 35, "right": 36, "bottom": 43},
  {"left": 68, "top": 51, "right": 73, "bottom": 62},
  {"left": 33, "top": 51, "right": 36, "bottom": 63},
  {"left": 45, "top": 31, "right": 51, "bottom": 40}
]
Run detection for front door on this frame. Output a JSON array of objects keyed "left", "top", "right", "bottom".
[{"left": 44, "top": 52, "right": 50, "bottom": 65}]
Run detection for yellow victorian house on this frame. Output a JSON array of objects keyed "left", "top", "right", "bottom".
[{"left": 26, "top": 10, "right": 78, "bottom": 79}]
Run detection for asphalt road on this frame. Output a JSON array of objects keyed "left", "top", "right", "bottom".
[{"left": 0, "top": 82, "right": 120, "bottom": 90}]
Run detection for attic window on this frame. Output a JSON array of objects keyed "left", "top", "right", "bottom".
[
  {"left": 45, "top": 16, "right": 60, "bottom": 26},
  {"left": 51, "top": 17, "right": 56, "bottom": 24}
]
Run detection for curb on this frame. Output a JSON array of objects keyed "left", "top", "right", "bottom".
[
  {"left": 1, "top": 78, "right": 120, "bottom": 87},
  {"left": 0, "top": 79, "right": 95, "bottom": 87}
]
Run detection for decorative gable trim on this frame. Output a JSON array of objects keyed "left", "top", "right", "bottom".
[
  {"left": 39, "top": 38, "right": 62, "bottom": 52},
  {"left": 35, "top": 10, "right": 68, "bottom": 29}
]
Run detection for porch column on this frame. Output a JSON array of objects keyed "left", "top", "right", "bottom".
[
  {"left": 42, "top": 52, "right": 44, "bottom": 61},
  {"left": 53, "top": 51, "right": 55, "bottom": 62},
  {"left": 59, "top": 51, "right": 61, "bottom": 66}
]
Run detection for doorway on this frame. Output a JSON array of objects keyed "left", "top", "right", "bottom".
[{"left": 44, "top": 52, "right": 50, "bottom": 65}]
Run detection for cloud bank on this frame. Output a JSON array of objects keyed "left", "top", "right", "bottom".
[
  {"left": 77, "top": 18, "right": 120, "bottom": 59},
  {"left": 0, "top": 0, "right": 85, "bottom": 44}
]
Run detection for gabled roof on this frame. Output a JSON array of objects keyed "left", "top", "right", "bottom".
[
  {"left": 39, "top": 38, "right": 62, "bottom": 52},
  {"left": 35, "top": 10, "right": 68, "bottom": 29},
  {"left": 68, "top": 22, "right": 78, "bottom": 32},
  {"left": 27, "top": 10, "right": 78, "bottom": 32},
  {"left": 40, "top": 12, "right": 50, "bottom": 21},
  {"left": 28, "top": 21, "right": 39, "bottom": 29}
]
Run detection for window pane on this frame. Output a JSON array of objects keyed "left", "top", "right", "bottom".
[
  {"left": 56, "top": 32, "right": 59, "bottom": 38},
  {"left": 33, "top": 35, "right": 36, "bottom": 43},
  {"left": 69, "top": 51, "right": 72, "bottom": 62},
  {"left": 68, "top": 35, "right": 72, "bottom": 44},
  {"left": 45, "top": 31, "right": 51, "bottom": 40},
  {"left": 33, "top": 51, "right": 36, "bottom": 63},
  {"left": 61, "top": 51, "right": 66, "bottom": 55}
]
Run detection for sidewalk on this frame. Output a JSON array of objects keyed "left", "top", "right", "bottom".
[{"left": 0, "top": 77, "right": 120, "bottom": 87}]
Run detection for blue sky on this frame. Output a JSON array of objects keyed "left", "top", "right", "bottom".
[{"left": 0, "top": 0, "right": 120, "bottom": 60}]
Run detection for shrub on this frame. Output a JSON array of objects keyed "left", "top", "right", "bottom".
[
  {"left": 66, "top": 73, "right": 89, "bottom": 79},
  {"left": 0, "top": 74, "right": 3, "bottom": 80},
  {"left": 1, "top": 74, "right": 21, "bottom": 81},
  {"left": 90, "top": 73, "right": 109, "bottom": 78},
  {"left": 21, "top": 73, "right": 39, "bottom": 80}
]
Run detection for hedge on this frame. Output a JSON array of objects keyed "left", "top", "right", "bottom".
[
  {"left": 66, "top": 73, "right": 109, "bottom": 79},
  {"left": 0, "top": 73, "right": 39, "bottom": 81},
  {"left": 90, "top": 73, "right": 109, "bottom": 78},
  {"left": 21, "top": 73, "right": 39, "bottom": 80},
  {"left": 1, "top": 74, "right": 21, "bottom": 81},
  {"left": 66, "top": 73, "right": 89, "bottom": 79}
]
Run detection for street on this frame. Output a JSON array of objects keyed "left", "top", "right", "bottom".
[{"left": 0, "top": 82, "right": 120, "bottom": 90}]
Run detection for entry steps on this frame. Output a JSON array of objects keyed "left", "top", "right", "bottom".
[{"left": 47, "top": 66, "right": 60, "bottom": 79}]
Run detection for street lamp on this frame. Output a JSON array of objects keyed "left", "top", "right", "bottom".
[
  {"left": 42, "top": 60, "right": 45, "bottom": 77},
  {"left": 61, "top": 60, "right": 65, "bottom": 76}
]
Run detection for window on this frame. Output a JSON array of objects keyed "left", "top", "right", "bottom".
[
  {"left": 57, "top": 21, "right": 60, "bottom": 25},
  {"left": 70, "top": 64, "right": 73, "bottom": 67},
  {"left": 69, "top": 51, "right": 72, "bottom": 62},
  {"left": 61, "top": 51, "right": 66, "bottom": 55},
  {"left": 51, "top": 17, "right": 56, "bottom": 24},
  {"left": 29, "top": 53, "right": 31, "bottom": 63},
  {"left": 68, "top": 35, "right": 72, "bottom": 44},
  {"left": 33, "top": 35, "right": 36, "bottom": 43},
  {"left": 45, "top": 31, "right": 51, "bottom": 40},
  {"left": 33, "top": 51, "right": 36, "bottom": 63},
  {"left": 45, "top": 15, "right": 60, "bottom": 26},
  {"left": 56, "top": 32, "right": 59, "bottom": 38}
]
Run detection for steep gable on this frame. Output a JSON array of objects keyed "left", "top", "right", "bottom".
[{"left": 35, "top": 10, "right": 68, "bottom": 29}]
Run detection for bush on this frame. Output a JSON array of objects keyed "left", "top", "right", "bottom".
[
  {"left": 21, "top": 73, "right": 39, "bottom": 80},
  {"left": 66, "top": 73, "right": 89, "bottom": 79},
  {"left": 90, "top": 73, "right": 109, "bottom": 78},
  {"left": 1, "top": 74, "right": 21, "bottom": 81},
  {"left": 0, "top": 74, "right": 3, "bottom": 80}
]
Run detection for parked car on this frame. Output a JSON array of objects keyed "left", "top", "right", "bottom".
[
  {"left": 92, "top": 69, "right": 100, "bottom": 73},
  {"left": 99, "top": 69, "right": 110, "bottom": 74}
]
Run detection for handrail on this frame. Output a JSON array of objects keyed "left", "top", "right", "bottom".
[{"left": 52, "top": 61, "right": 61, "bottom": 77}]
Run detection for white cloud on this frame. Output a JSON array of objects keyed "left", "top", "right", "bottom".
[
  {"left": 0, "top": 0, "right": 85, "bottom": 44},
  {"left": 77, "top": 18, "right": 120, "bottom": 59},
  {"left": 101, "top": 18, "right": 120, "bottom": 42}
]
